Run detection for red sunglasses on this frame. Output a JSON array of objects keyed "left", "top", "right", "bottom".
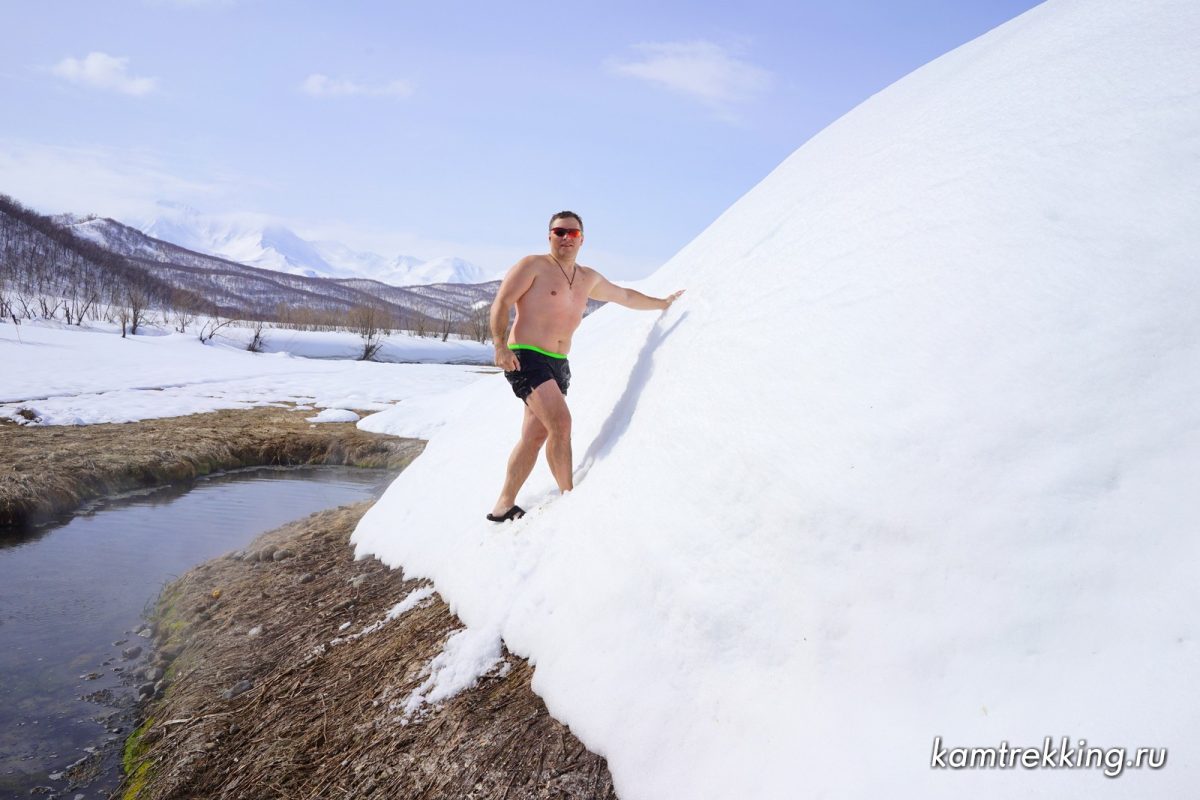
[{"left": 550, "top": 227, "right": 582, "bottom": 239}]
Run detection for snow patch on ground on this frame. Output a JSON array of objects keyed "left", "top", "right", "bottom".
[
  {"left": 395, "top": 626, "right": 505, "bottom": 720},
  {"left": 387, "top": 586, "right": 437, "bottom": 619},
  {"left": 305, "top": 408, "right": 360, "bottom": 423},
  {"left": 0, "top": 321, "right": 491, "bottom": 427}
]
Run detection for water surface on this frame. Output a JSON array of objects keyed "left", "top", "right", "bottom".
[{"left": 0, "top": 466, "right": 395, "bottom": 798}]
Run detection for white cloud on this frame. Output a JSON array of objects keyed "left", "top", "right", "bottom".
[
  {"left": 300, "top": 74, "right": 414, "bottom": 99},
  {"left": 51, "top": 52, "right": 158, "bottom": 96},
  {"left": 0, "top": 139, "right": 258, "bottom": 222},
  {"left": 608, "top": 41, "right": 770, "bottom": 115}
]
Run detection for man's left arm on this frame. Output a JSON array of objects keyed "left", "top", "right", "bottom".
[{"left": 589, "top": 273, "right": 685, "bottom": 310}]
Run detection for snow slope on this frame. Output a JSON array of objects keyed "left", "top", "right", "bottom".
[{"left": 352, "top": 1, "right": 1200, "bottom": 798}]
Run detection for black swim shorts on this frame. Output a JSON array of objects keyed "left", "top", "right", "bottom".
[{"left": 504, "top": 347, "right": 571, "bottom": 403}]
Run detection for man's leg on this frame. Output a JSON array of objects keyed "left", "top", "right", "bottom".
[
  {"left": 490, "top": 404, "right": 548, "bottom": 517},
  {"left": 525, "top": 380, "right": 573, "bottom": 494}
]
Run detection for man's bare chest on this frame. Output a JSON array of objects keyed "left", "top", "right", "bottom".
[{"left": 523, "top": 274, "right": 590, "bottom": 317}]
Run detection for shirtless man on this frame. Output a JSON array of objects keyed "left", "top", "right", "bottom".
[{"left": 486, "top": 211, "right": 684, "bottom": 521}]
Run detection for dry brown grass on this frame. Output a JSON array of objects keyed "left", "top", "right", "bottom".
[
  {"left": 0, "top": 406, "right": 424, "bottom": 529},
  {"left": 123, "top": 502, "right": 616, "bottom": 800}
]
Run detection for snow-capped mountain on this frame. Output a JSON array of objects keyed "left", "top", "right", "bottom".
[
  {"left": 135, "top": 202, "right": 490, "bottom": 287},
  {"left": 398, "top": 256, "right": 490, "bottom": 286}
]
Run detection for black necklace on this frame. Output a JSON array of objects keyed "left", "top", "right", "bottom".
[{"left": 549, "top": 254, "right": 577, "bottom": 289}]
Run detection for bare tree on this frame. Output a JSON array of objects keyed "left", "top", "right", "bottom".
[
  {"left": 411, "top": 301, "right": 432, "bottom": 338},
  {"left": 65, "top": 277, "right": 99, "bottom": 327},
  {"left": 466, "top": 300, "right": 490, "bottom": 343},
  {"left": 37, "top": 294, "right": 64, "bottom": 320},
  {"left": 127, "top": 285, "right": 150, "bottom": 335},
  {"left": 246, "top": 320, "right": 267, "bottom": 352},
  {"left": 113, "top": 292, "right": 131, "bottom": 338},
  {"left": 0, "top": 267, "right": 10, "bottom": 322},
  {"left": 199, "top": 313, "right": 236, "bottom": 344},
  {"left": 172, "top": 306, "right": 196, "bottom": 334},
  {"left": 349, "top": 304, "right": 387, "bottom": 360},
  {"left": 439, "top": 305, "right": 458, "bottom": 342}
]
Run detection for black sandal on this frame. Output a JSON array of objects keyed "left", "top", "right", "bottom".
[{"left": 486, "top": 505, "right": 525, "bottom": 522}]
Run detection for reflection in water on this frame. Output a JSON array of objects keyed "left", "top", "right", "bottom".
[{"left": 0, "top": 466, "right": 395, "bottom": 797}]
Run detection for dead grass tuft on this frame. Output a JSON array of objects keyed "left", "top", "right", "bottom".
[
  {"left": 0, "top": 406, "right": 424, "bottom": 529},
  {"left": 123, "top": 503, "right": 616, "bottom": 799}
]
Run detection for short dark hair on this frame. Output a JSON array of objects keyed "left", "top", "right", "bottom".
[{"left": 549, "top": 210, "right": 583, "bottom": 231}]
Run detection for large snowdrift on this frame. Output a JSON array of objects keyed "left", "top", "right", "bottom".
[{"left": 353, "top": 1, "right": 1200, "bottom": 797}]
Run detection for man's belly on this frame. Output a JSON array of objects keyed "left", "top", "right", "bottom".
[{"left": 509, "top": 314, "right": 583, "bottom": 355}]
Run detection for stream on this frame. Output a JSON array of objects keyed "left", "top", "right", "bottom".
[{"left": 0, "top": 465, "right": 396, "bottom": 799}]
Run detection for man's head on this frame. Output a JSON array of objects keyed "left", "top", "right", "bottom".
[
  {"left": 548, "top": 211, "right": 584, "bottom": 259},
  {"left": 549, "top": 210, "right": 583, "bottom": 232}
]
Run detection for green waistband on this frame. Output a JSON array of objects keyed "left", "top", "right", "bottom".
[{"left": 509, "top": 343, "right": 567, "bottom": 359}]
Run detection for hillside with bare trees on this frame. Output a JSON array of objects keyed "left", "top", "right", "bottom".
[{"left": 1, "top": 194, "right": 503, "bottom": 338}]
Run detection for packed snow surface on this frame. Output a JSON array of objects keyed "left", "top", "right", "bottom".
[
  {"left": 0, "top": 321, "right": 491, "bottom": 426},
  {"left": 353, "top": 1, "right": 1200, "bottom": 797}
]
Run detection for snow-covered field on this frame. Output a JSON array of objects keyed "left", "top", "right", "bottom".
[
  {"left": 0, "top": 320, "right": 492, "bottom": 426},
  {"left": 352, "top": 1, "right": 1200, "bottom": 799}
]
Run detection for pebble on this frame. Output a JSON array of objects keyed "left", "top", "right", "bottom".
[
  {"left": 221, "top": 680, "right": 253, "bottom": 701},
  {"left": 121, "top": 646, "right": 142, "bottom": 660},
  {"left": 79, "top": 672, "right": 100, "bottom": 681},
  {"left": 350, "top": 575, "right": 367, "bottom": 589},
  {"left": 257, "top": 546, "right": 275, "bottom": 562},
  {"left": 272, "top": 549, "right": 295, "bottom": 561},
  {"left": 137, "top": 683, "right": 155, "bottom": 699},
  {"left": 247, "top": 626, "right": 262, "bottom": 638},
  {"left": 111, "top": 640, "right": 127, "bottom": 647},
  {"left": 143, "top": 666, "right": 164, "bottom": 682},
  {"left": 297, "top": 573, "right": 315, "bottom": 585}
]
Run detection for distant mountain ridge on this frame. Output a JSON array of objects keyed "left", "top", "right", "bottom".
[
  {"left": 44, "top": 211, "right": 501, "bottom": 324},
  {"left": 132, "top": 202, "right": 492, "bottom": 287}
]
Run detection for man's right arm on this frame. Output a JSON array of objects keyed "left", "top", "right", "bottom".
[{"left": 490, "top": 257, "right": 536, "bottom": 370}]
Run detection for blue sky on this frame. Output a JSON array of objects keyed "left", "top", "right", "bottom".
[{"left": 0, "top": 0, "right": 1042, "bottom": 278}]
